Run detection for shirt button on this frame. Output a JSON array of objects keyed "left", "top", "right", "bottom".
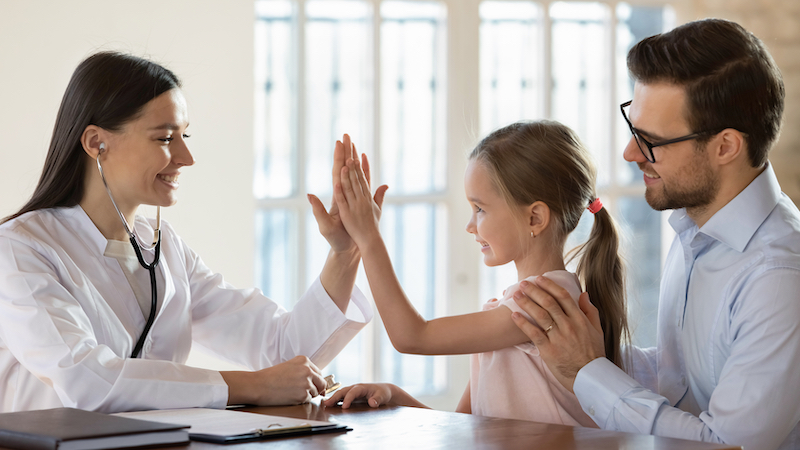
[
  {"left": 144, "top": 341, "right": 153, "bottom": 353},
  {"left": 588, "top": 406, "right": 595, "bottom": 416},
  {"left": 681, "top": 376, "right": 686, "bottom": 386}
]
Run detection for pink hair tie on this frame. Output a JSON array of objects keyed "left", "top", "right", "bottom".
[{"left": 587, "top": 198, "right": 603, "bottom": 214}]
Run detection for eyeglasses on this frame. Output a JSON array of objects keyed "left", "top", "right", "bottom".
[{"left": 620, "top": 100, "right": 720, "bottom": 163}]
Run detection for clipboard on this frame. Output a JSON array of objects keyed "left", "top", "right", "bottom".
[
  {"left": 190, "top": 422, "right": 351, "bottom": 444},
  {"left": 114, "top": 407, "right": 350, "bottom": 444}
]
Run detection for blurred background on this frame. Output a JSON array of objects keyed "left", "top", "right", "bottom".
[{"left": 1, "top": 0, "right": 798, "bottom": 410}]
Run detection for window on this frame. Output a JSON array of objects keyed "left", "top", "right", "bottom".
[
  {"left": 478, "top": 1, "right": 675, "bottom": 348},
  {"left": 254, "top": 0, "right": 676, "bottom": 408},
  {"left": 255, "top": 0, "right": 450, "bottom": 400}
]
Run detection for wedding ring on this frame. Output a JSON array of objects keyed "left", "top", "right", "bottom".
[{"left": 544, "top": 324, "right": 554, "bottom": 334}]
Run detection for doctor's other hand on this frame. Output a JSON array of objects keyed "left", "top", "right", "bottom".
[
  {"left": 334, "top": 154, "right": 388, "bottom": 251},
  {"left": 221, "top": 355, "right": 327, "bottom": 406},
  {"left": 308, "top": 135, "right": 387, "bottom": 255},
  {"left": 510, "top": 277, "right": 605, "bottom": 393},
  {"left": 322, "top": 383, "right": 428, "bottom": 409}
]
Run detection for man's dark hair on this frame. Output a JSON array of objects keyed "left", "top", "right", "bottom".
[{"left": 627, "top": 18, "right": 784, "bottom": 167}]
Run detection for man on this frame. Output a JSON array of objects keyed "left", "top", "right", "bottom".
[{"left": 510, "top": 18, "right": 800, "bottom": 449}]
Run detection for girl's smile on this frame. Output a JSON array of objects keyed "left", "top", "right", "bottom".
[{"left": 464, "top": 160, "right": 531, "bottom": 268}]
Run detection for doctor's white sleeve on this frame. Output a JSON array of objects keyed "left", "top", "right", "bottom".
[{"left": 183, "top": 239, "right": 372, "bottom": 371}]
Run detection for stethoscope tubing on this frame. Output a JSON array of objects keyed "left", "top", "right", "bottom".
[
  {"left": 128, "top": 232, "right": 161, "bottom": 359},
  {"left": 96, "top": 150, "right": 162, "bottom": 359}
]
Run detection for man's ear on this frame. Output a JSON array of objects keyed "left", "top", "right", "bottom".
[
  {"left": 528, "top": 201, "right": 550, "bottom": 238},
  {"left": 713, "top": 128, "right": 747, "bottom": 166},
  {"left": 81, "top": 125, "right": 107, "bottom": 159}
]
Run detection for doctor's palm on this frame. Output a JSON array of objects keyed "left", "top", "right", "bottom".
[{"left": 309, "top": 135, "right": 386, "bottom": 254}]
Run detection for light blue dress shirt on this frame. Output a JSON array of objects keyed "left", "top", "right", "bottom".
[{"left": 574, "top": 163, "right": 800, "bottom": 450}]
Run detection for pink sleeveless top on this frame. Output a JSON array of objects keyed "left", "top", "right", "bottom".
[{"left": 469, "top": 271, "right": 597, "bottom": 427}]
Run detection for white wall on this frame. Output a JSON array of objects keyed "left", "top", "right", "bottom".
[{"left": 0, "top": 0, "right": 256, "bottom": 290}]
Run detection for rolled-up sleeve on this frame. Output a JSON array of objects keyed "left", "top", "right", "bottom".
[{"left": 186, "top": 240, "right": 372, "bottom": 371}]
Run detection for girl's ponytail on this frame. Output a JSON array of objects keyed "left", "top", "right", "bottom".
[{"left": 573, "top": 205, "right": 629, "bottom": 370}]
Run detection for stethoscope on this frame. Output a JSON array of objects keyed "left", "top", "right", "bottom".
[{"left": 97, "top": 143, "right": 162, "bottom": 359}]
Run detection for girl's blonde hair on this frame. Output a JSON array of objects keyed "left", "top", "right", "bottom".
[{"left": 469, "top": 120, "right": 629, "bottom": 370}]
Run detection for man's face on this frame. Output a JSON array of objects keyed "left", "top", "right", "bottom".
[{"left": 623, "top": 82, "right": 719, "bottom": 213}]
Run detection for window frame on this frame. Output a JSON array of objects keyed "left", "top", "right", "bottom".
[{"left": 254, "top": 0, "right": 688, "bottom": 410}]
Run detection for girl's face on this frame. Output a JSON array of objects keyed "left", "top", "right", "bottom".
[
  {"left": 101, "top": 89, "right": 194, "bottom": 212},
  {"left": 464, "top": 160, "right": 531, "bottom": 267}
]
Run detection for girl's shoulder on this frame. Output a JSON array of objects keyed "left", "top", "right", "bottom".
[
  {"left": 499, "top": 271, "right": 581, "bottom": 303},
  {"left": 540, "top": 270, "right": 581, "bottom": 300}
]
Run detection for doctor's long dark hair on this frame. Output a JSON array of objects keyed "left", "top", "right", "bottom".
[{"left": 2, "top": 52, "right": 181, "bottom": 223}]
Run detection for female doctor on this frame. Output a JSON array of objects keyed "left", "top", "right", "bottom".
[{"left": 0, "top": 52, "right": 384, "bottom": 413}]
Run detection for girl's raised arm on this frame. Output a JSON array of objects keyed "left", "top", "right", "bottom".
[{"left": 334, "top": 156, "right": 533, "bottom": 355}]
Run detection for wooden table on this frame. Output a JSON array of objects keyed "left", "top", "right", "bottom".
[{"left": 177, "top": 401, "right": 741, "bottom": 450}]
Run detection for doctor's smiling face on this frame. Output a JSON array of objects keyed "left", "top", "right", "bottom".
[{"left": 100, "top": 88, "right": 194, "bottom": 212}]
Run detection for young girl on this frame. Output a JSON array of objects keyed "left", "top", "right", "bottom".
[{"left": 324, "top": 120, "right": 629, "bottom": 426}]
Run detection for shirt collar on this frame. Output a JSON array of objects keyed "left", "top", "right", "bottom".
[
  {"left": 59, "top": 205, "right": 110, "bottom": 255},
  {"left": 668, "top": 162, "right": 781, "bottom": 253},
  {"left": 61, "top": 205, "right": 156, "bottom": 256}
]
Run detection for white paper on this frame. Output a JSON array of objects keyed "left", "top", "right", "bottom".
[{"left": 113, "top": 408, "right": 334, "bottom": 437}]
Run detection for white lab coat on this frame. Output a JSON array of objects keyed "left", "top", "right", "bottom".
[{"left": 0, "top": 206, "right": 372, "bottom": 413}]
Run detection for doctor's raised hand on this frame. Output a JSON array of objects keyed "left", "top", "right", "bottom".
[
  {"left": 332, "top": 152, "right": 386, "bottom": 251},
  {"left": 307, "top": 135, "right": 389, "bottom": 308},
  {"left": 0, "top": 52, "right": 373, "bottom": 413}
]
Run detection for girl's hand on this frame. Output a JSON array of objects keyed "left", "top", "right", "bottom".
[
  {"left": 334, "top": 154, "right": 388, "bottom": 251},
  {"left": 322, "top": 383, "right": 393, "bottom": 409},
  {"left": 322, "top": 383, "right": 428, "bottom": 409},
  {"left": 308, "top": 135, "right": 387, "bottom": 254}
]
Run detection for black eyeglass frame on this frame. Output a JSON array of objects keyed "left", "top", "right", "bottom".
[{"left": 620, "top": 100, "right": 722, "bottom": 163}]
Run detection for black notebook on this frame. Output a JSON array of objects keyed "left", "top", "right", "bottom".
[{"left": 0, "top": 407, "right": 189, "bottom": 450}]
